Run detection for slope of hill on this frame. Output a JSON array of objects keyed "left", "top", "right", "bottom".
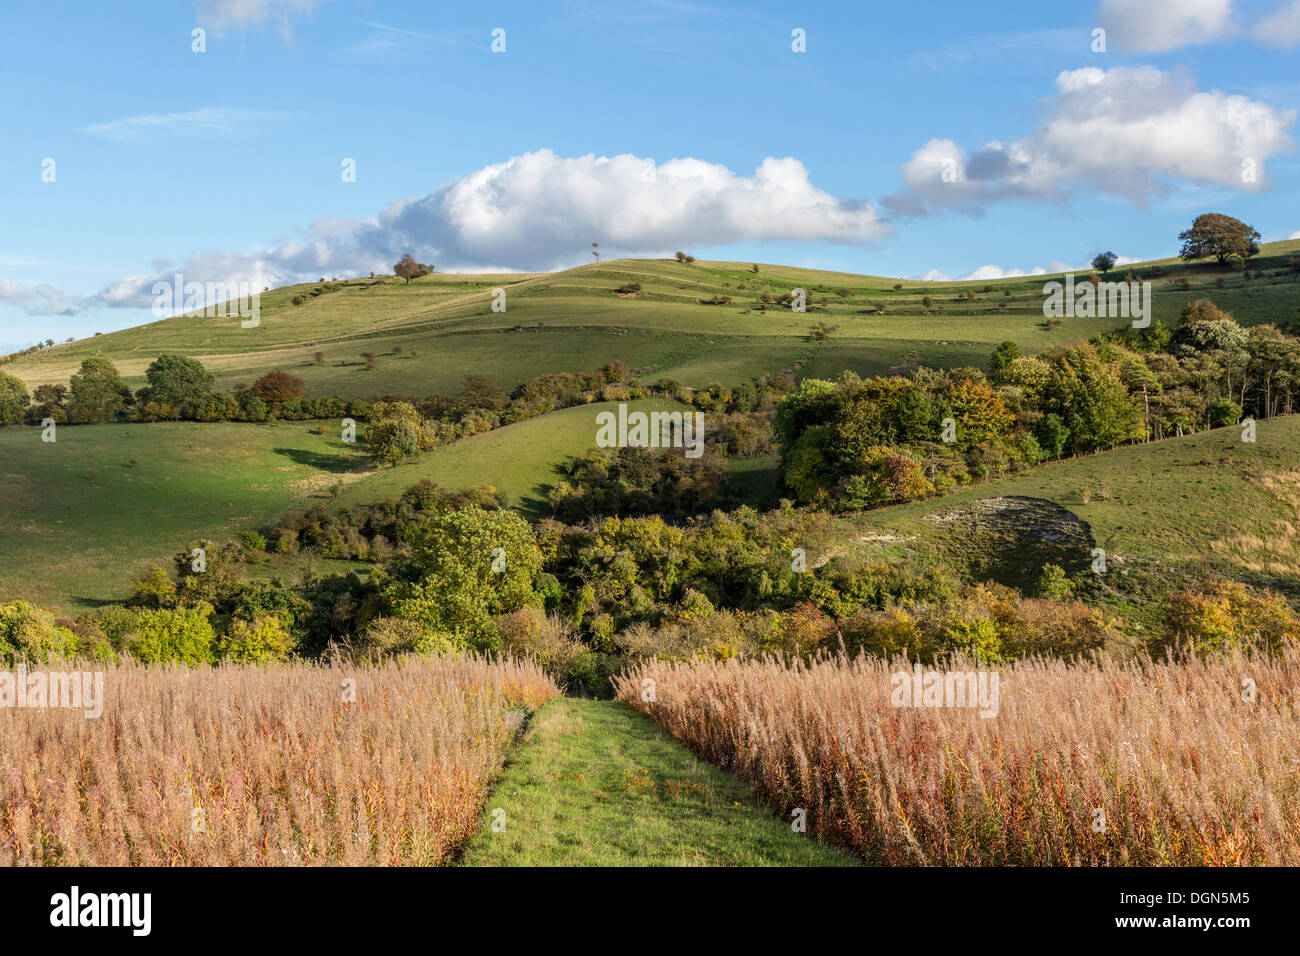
[
  {"left": 8, "top": 240, "right": 1298, "bottom": 398},
  {"left": 823, "top": 415, "right": 1300, "bottom": 624},
  {"left": 0, "top": 399, "right": 698, "bottom": 611},
  {"left": 0, "top": 421, "right": 366, "bottom": 612}
]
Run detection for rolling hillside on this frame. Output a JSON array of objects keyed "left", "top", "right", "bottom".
[{"left": 8, "top": 240, "right": 1298, "bottom": 399}]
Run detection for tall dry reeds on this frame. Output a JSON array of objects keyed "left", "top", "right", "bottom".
[
  {"left": 1, "top": 655, "right": 557, "bottom": 865},
  {"left": 616, "top": 649, "right": 1300, "bottom": 865}
]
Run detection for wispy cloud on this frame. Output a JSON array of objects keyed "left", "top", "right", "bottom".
[
  {"left": 0, "top": 277, "right": 81, "bottom": 316},
  {"left": 341, "top": 19, "right": 482, "bottom": 58},
  {"left": 1252, "top": 0, "right": 1300, "bottom": 48},
  {"left": 903, "top": 28, "right": 1087, "bottom": 74},
  {"left": 560, "top": 0, "right": 727, "bottom": 23},
  {"left": 82, "top": 107, "right": 283, "bottom": 142},
  {"left": 193, "top": 0, "right": 319, "bottom": 41}
]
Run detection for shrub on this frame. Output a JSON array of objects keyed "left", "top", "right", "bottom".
[
  {"left": 352, "top": 616, "right": 454, "bottom": 660},
  {"left": 1035, "top": 563, "right": 1073, "bottom": 600},
  {"left": 1156, "top": 580, "right": 1300, "bottom": 657},
  {"left": 127, "top": 565, "right": 177, "bottom": 609},
  {"left": 75, "top": 605, "right": 140, "bottom": 651},
  {"left": 1207, "top": 397, "right": 1242, "bottom": 428},
  {"left": 130, "top": 606, "right": 217, "bottom": 666},
  {"left": 0, "top": 601, "right": 79, "bottom": 665},
  {"left": 219, "top": 614, "right": 297, "bottom": 664},
  {"left": 495, "top": 607, "right": 599, "bottom": 688},
  {"left": 240, "top": 530, "right": 268, "bottom": 551}
]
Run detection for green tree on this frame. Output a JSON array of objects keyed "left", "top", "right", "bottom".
[
  {"left": 67, "top": 357, "right": 132, "bottom": 422},
  {"left": 1035, "top": 564, "right": 1073, "bottom": 600},
  {"left": 1034, "top": 413, "right": 1069, "bottom": 459},
  {"left": 364, "top": 401, "right": 425, "bottom": 464},
  {"left": 987, "top": 341, "right": 1020, "bottom": 382},
  {"left": 1207, "top": 397, "right": 1242, "bottom": 427},
  {"left": 1090, "top": 251, "right": 1118, "bottom": 275},
  {"left": 1044, "top": 345, "right": 1143, "bottom": 452},
  {"left": 137, "top": 353, "right": 217, "bottom": 407},
  {"left": 0, "top": 371, "right": 29, "bottom": 424},
  {"left": 383, "top": 506, "right": 543, "bottom": 649}
]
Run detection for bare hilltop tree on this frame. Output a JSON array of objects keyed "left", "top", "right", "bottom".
[{"left": 395, "top": 254, "right": 432, "bottom": 284}]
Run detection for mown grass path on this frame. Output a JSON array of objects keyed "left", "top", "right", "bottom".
[{"left": 459, "top": 698, "right": 855, "bottom": 866}]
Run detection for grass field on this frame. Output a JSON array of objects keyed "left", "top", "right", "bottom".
[
  {"left": 8, "top": 407, "right": 1300, "bottom": 617},
  {"left": 9, "top": 241, "right": 1297, "bottom": 398},
  {"left": 336, "top": 397, "right": 694, "bottom": 519},
  {"left": 0, "top": 421, "right": 367, "bottom": 613},
  {"left": 0, "top": 399, "right": 716, "bottom": 611},
  {"left": 459, "top": 697, "right": 854, "bottom": 866}
]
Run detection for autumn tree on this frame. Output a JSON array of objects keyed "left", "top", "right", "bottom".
[
  {"left": 252, "top": 370, "right": 305, "bottom": 406},
  {"left": 1178, "top": 213, "right": 1261, "bottom": 266},
  {"left": 456, "top": 374, "right": 506, "bottom": 413},
  {"left": 394, "top": 254, "right": 432, "bottom": 283}
]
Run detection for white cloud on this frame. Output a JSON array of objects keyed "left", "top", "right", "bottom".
[
  {"left": 1098, "top": 0, "right": 1236, "bottom": 52},
  {"left": 0, "top": 278, "right": 80, "bottom": 316},
  {"left": 958, "top": 264, "right": 1050, "bottom": 281},
  {"left": 1289, "top": 229, "right": 1300, "bottom": 239},
  {"left": 912, "top": 255, "right": 1146, "bottom": 283},
  {"left": 885, "top": 66, "right": 1295, "bottom": 213},
  {"left": 1253, "top": 0, "right": 1300, "bottom": 47},
  {"left": 193, "top": 0, "right": 318, "bottom": 39},
  {"left": 83, "top": 107, "right": 281, "bottom": 142},
  {"left": 85, "top": 149, "right": 889, "bottom": 310}
]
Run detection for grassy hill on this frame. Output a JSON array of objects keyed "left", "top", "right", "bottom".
[
  {"left": 9, "top": 240, "right": 1298, "bottom": 398},
  {"left": 335, "top": 397, "right": 694, "bottom": 519},
  {"left": 4, "top": 240, "right": 1299, "bottom": 616},
  {"left": 0, "top": 399, "right": 701, "bottom": 611},
  {"left": 819, "top": 415, "right": 1300, "bottom": 626},
  {"left": 0, "top": 421, "right": 366, "bottom": 612}
]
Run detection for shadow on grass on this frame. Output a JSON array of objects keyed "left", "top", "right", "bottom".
[
  {"left": 72, "top": 595, "right": 124, "bottom": 609},
  {"left": 272, "top": 447, "right": 359, "bottom": 474}
]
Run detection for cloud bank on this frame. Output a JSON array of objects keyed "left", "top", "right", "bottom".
[
  {"left": 885, "top": 66, "right": 1295, "bottom": 215},
  {"left": 80, "top": 149, "right": 888, "bottom": 310}
]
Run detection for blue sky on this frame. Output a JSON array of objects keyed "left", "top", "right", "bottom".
[{"left": 1, "top": 0, "right": 1298, "bottom": 352}]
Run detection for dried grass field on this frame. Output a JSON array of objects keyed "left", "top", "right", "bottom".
[
  {"left": 617, "top": 650, "right": 1300, "bottom": 865},
  {"left": 0, "top": 656, "right": 558, "bottom": 865}
]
